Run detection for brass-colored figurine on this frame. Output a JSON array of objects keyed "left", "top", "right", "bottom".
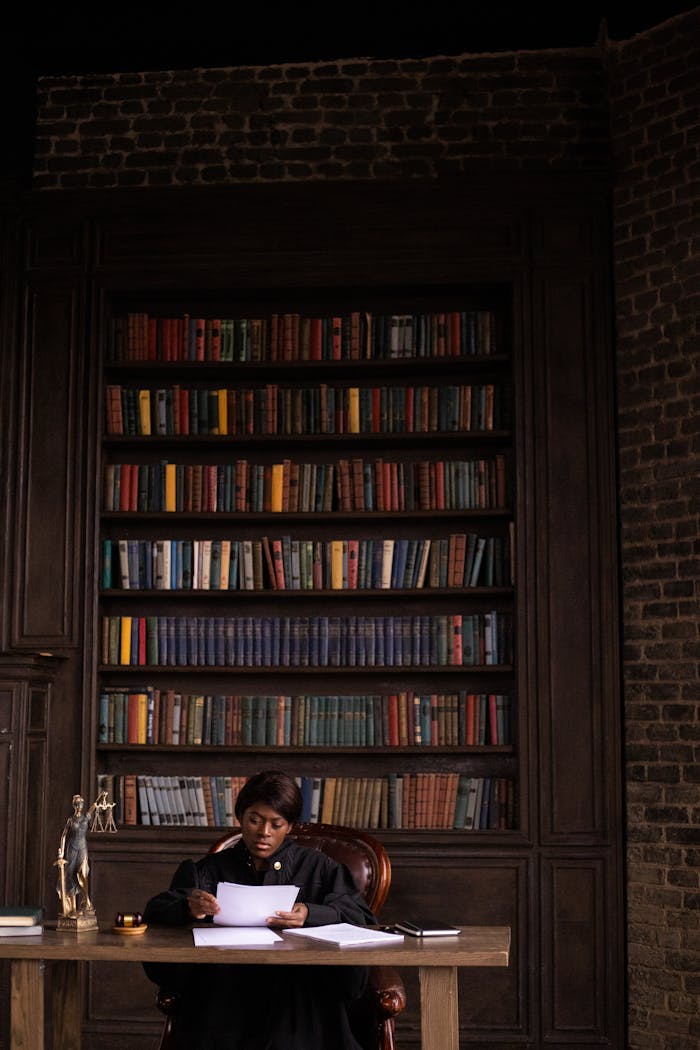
[{"left": 55, "top": 790, "right": 116, "bottom": 931}]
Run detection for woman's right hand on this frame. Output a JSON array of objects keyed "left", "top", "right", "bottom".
[{"left": 187, "top": 890, "right": 220, "bottom": 920}]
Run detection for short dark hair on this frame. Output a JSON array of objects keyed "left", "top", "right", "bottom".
[{"left": 234, "top": 770, "right": 303, "bottom": 824}]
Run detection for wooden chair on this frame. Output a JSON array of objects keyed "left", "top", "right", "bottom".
[{"left": 155, "top": 822, "right": 407, "bottom": 1050}]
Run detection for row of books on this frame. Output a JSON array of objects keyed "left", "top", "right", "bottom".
[
  {"left": 101, "top": 612, "right": 513, "bottom": 668},
  {"left": 98, "top": 688, "right": 513, "bottom": 747},
  {"left": 108, "top": 310, "right": 498, "bottom": 363},
  {"left": 101, "top": 533, "right": 513, "bottom": 592},
  {"left": 100, "top": 772, "right": 515, "bottom": 830},
  {"left": 103, "top": 456, "right": 509, "bottom": 513},
  {"left": 105, "top": 382, "right": 508, "bottom": 437}
]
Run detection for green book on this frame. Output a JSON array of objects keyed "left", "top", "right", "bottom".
[{"left": 0, "top": 906, "right": 43, "bottom": 926}]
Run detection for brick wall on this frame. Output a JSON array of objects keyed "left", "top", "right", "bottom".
[
  {"left": 34, "top": 49, "right": 608, "bottom": 188},
  {"left": 609, "top": 8, "right": 700, "bottom": 1050}
]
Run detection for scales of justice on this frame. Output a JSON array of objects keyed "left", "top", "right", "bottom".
[{"left": 55, "top": 790, "right": 117, "bottom": 931}]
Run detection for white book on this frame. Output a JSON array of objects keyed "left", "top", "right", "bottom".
[
  {"left": 193, "top": 776, "right": 208, "bottom": 827},
  {"left": 0, "top": 925, "right": 43, "bottom": 937},
  {"left": 169, "top": 775, "right": 187, "bottom": 825},
  {"left": 284, "top": 923, "right": 404, "bottom": 948}
]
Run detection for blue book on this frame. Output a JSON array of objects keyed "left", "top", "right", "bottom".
[
  {"left": 214, "top": 617, "right": 225, "bottom": 666},
  {"left": 224, "top": 620, "right": 235, "bottom": 665},
  {"left": 244, "top": 617, "right": 254, "bottom": 666},
  {"left": 167, "top": 616, "right": 177, "bottom": 666},
  {"left": 309, "top": 617, "right": 319, "bottom": 667},
  {"left": 386, "top": 617, "right": 395, "bottom": 667},
  {"left": 300, "top": 777, "right": 313, "bottom": 822},
  {"left": 374, "top": 619, "right": 384, "bottom": 667},
  {"left": 98, "top": 691, "right": 110, "bottom": 742},
  {"left": 176, "top": 618, "right": 188, "bottom": 665},
  {"left": 187, "top": 618, "right": 198, "bottom": 665},
  {"left": 251, "top": 619, "right": 261, "bottom": 667},
  {"left": 262, "top": 618, "right": 272, "bottom": 666},
  {"left": 206, "top": 618, "right": 216, "bottom": 666},
  {"left": 129, "top": 614, "right": 139, "bottom": 664}
]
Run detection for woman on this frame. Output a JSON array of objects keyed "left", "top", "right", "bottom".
[{"left": 143, "top": 770, "right": 376, "bottom": 1050}]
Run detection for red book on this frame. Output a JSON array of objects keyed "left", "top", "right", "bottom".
[
  {"left": 350, "top": 311, "right": 361, "bottom": 360},
  {"left": 209, "top": 319, "right": 221, "bottom": 361},
  {"left": 309, "top": 317, "right": 323, "bottom": 361},
  {"left": 449, "top": 311, "right": 461, "bottom": 356},
  {"left": 146, "top": 316, "right": 157, "bottom": 361},
  {"left": 127, "top": 694, "right": 139, "bottom": 743},
  {"left": 371, "top": 388, "right": 381, "bottom": 433},
  {"left": 194, "top": 319, "right": 205, "bottom": 361},
  {"left": 272, "top": 539, "right": 286, "bottom": 589},
  {"left": 105, "top": 385, "right": 121, "bottom": 435},
  {"left": 347, "top": 540, "right": 359, "bottom": 589},
  {"left": 119, "top": 463, "right": 132, "bottom": 511},
  {"left": 465, "top": 693, "right": 476, "bottom": 745},
  {"left": 269, "top": 314, "right": 280, "bottom": 361},
  {"left": 331, "top": 316, "right": 342, "bottom": 360},
  {"left": 180, "top": 389, "right": 190, "bottom": 436},
  {"left": 261, "top": 536, "right": 278, "bottom": 590},
  {"left": 138, "top": 618, "right": 147, "bottom": 665},
  {"left": 489, "top": 694, "right": 498, "bottom": 745},
  {"left": 130, "top": 463, "right": 138, "bottom": 512},
  {"left": 435, "top": 461, "right": 445, "bottom": 510},
  {"left": 451, "top": 614, "right": 463, "bottom": 665}
]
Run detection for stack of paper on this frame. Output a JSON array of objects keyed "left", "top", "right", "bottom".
[{"left": 284, "top": 923, "right": 404, "bottom": 948}]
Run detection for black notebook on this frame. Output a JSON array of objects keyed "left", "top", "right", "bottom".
[{"left": 393, "top": 920, "right": 461, "bottom": 937}]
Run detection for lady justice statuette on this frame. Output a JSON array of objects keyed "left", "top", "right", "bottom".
[{"left": 55, "top": 790, "right": 116, "bottom": 931}]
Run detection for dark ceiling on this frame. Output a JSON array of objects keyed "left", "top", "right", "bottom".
[{"left": 7, "top": 3, "right": 699, "bottom": 75}]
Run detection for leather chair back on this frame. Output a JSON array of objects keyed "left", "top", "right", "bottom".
[{"left": 209, "top": 821, "right": 391, "bottom": 914}]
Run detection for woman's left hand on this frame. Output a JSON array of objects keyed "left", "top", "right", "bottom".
[{"left": 267, "top": 902, "right": 309, "bottom": 928}]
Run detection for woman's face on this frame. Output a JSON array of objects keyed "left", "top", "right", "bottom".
[{"left": 240, "top": 802, "right": 291, "bottom": 862}]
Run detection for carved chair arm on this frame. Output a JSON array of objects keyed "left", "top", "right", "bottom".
[{"left": 367, "top": 965, "right": 407, "bottom": 1020}]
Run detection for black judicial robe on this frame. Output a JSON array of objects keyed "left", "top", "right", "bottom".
[{"left": 143, "top": 837, "right": 376, "bottom": 1050}]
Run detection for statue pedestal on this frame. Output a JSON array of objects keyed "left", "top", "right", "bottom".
[{"left": 57, "top": 909, "right": 98, "bottom": 932}]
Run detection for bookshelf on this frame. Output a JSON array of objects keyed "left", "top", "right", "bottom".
[
  {"left": 96, "top": 301, "right": 518, "bottom": 835},
  {"left": 11, "top": 178, "right": 622, "bottom": 1049}
]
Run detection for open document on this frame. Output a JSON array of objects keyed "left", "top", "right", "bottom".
[
  {"left": 213, "top": 882, "right": 299, "bottom": 926},
  {"left": 284, "top": 923, "right": 404, "bottom": 947}
]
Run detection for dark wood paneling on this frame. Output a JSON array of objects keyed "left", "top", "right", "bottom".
[
  {"left": 542, "top": 856, "right": 612, "bottom": 1042},
  {"left": 534, "top": 272, "right": 608, "bottom": 842},
  {"left": 13, "top": 285, "right": 83, "bottom": 648}
]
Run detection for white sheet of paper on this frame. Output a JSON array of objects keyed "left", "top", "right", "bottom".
[
  {"left": 193, "top": 926, "right": 282, "bottom": 946},
  {"left": 283, "top": 923, "right": 405, "bottom": 947},
  {"left": 213, "top": 881, "right": 299, "bottom": 926}
]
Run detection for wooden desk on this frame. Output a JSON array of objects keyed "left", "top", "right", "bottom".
[{"left": 0, "top": 924, "right": 510, "bottom": 1050}]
